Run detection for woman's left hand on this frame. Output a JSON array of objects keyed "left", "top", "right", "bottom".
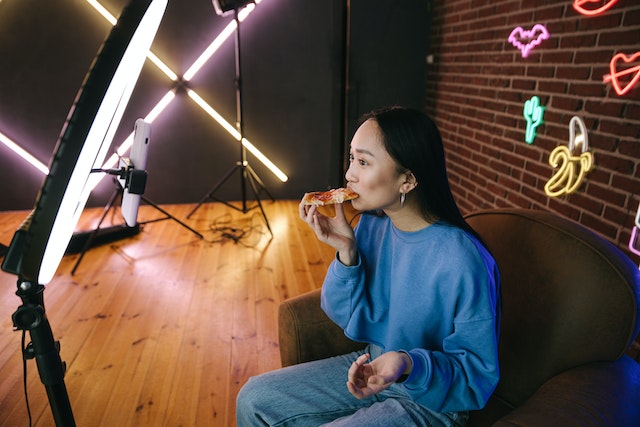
[{"left": 346, "top": 352, "right": 412, "bottom": 399}]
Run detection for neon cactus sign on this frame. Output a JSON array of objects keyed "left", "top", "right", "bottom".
[
  {"left": 602, "top": 52, "right": 640, "bottom": 96},
  {"left": 544, "top": 116, "right": 594, "bottom": 197},
  {"left": 523, "top": 96, "right": 545, "bottom": 144},
  {"left": 573, "top": 0, "right": 619, "bottom": 16},
  {"left": 508, "top": 24, "right": 550, "bottom": 58}
]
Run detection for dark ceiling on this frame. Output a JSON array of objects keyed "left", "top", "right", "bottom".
[{"left": 0, "top": 0, "right": 430, "bottom": 212}]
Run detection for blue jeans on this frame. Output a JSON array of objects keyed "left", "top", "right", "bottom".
[{"left": 236, "top": 345, "right": 468, "bottom": 427}]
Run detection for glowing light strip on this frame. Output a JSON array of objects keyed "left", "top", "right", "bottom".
[
  {"left": 0, "top": 131, "right": 49, "bottom": 175},
  {"left": 602, "top": 52, "right": 640, "bottom": 96},
  {"left": 523, "top": 95, "right": 545, "bottom": 144},
  {"left": 0, "top": 0, "right": 287, "bottom": 184},
  {"left": 86, "top": 0, "right": 178, "bottom": 81},
  {"left": 188, "top": 90, "right": 288, "bottom": 182},
  {"left": 573, "top": 0, "right": 619, "bottom": 16},
  {"left": 87, "top": 0, "right": 117, "bottom": 25},
  {"left": 629, "top": 227, "right": 640, "bottom": 257},
  {"left": 544, "top": 116, "right": 594, "bottom": 197},
  {"left": 148, "top": 51, "right": 178, "bottom": 81},
  {"left": 89, "top": 0, "right": 287, "bottom": 182},
  {"left": 183, "top": 4, "right": 255, "bottom": 81},
  {"left": 88, "top": 90, "right": 177, "bottom": 192},
  {"left": 508, "top": 24, "right": 550, "bottom": 58}
]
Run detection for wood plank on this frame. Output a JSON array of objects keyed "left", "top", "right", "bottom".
[{"left": 0, "top": 200, "right": 334, "bottom": 426}]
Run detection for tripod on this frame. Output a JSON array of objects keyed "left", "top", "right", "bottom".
[
  {"left": 186, "top": 8, "right": 273, "bottom": 236},
  {"left": 70, "top": 177, "right": 203, "bottom": 275}
]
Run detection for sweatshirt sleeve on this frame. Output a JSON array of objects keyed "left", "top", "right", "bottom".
[
  {"left": 319, "top": 254, "right": 366, "bottom": 331},
  {"left": 400, "top": 315, "right": 500, "bottom": 412}
]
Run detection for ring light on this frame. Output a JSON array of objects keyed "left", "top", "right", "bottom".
[{"left": 2, "top": 0, "right": 167, "bottom": 285}]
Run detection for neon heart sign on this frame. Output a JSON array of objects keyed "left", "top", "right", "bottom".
[
  {"left": 602, "top": 52, "right": 640, "bottom": 96},
  {"left": 573, "top": 0, "right": 619, "bottom": 16},
  {"left": 508, "top": 24, "right": 550, "bottom": 58}
]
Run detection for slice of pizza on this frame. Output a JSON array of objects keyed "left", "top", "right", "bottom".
[{"left": 302, "top": 188, "right": 359, "bottom": 206}]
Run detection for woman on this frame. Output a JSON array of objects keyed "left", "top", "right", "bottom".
[{"left": 236, "top": 107, "right": 500, "bottom": 426}]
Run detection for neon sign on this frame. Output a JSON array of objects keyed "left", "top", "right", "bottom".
[
  {"left": 544, "top": 116, "right": 594, "bottom": 197},
  {"left": 523, "top": 96, "right": 545, "bottom": 144},
  {"left": 508, "top": 24, "right": 550, "bottom": 58},
  {"left": 602, "top": 52, "right": 640, "bottom": 96},
  {"left": 631, "top": 202, "right": 640, "bottom": 258},
  {"left": 572, "top": 0, "right": 619, "bottom": 16},
  {"left": 629, "top": 227, "right": 640, "bottom": 258}
]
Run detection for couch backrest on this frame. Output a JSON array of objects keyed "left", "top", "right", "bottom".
[{"left": 465, "top": 209, "right": 640, "bottom": 408}]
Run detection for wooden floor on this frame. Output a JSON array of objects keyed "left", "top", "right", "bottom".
[{"left": 0, "top": 200, "right": 343, "bottom": 426}]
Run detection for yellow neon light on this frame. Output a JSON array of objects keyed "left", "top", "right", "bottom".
[
  {"left": 147, "top": 51, "right": 179, "bottom": 81},
  {"left": 544, "top": 116, "right": 594, "bottom": 197},
  {"left": 86, "top": 0, "right": 117, "bottom": 25},
  {"left": 0, "top": 131, "right": 49, "bottom": 175},
  {"left": 188, "top": 90, "right": 288, "bottom": 182},
  {"left": 90, "top": 90, "right": 176, "bottom": 192},
  {"left": 0, "top": 1, "right": 287, "bottom": 184},
  {"left": 87, "top": 0, "right": 287, "bottom": 182}
]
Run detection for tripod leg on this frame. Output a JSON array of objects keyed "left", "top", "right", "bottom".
[
  {"left": 71, "top": 187, "right": 121, "bottom": 275},
  {"left": 186, "top": 164, "right": 242, "bottom": 218},
  {"left": 141, "top": 197, "right": 204, "bottom": 240},
  {"left": 245, "top": 164, "right": 275, "bottom": 202},
  {"left": 243, "top": 168, "right": 273, "bottom": 237}
]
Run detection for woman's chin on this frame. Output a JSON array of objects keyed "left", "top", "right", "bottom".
[{"left": 350, "top": 199, "right": 364, "bottom": 211}]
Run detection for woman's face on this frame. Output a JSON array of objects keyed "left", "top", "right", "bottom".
[{"left": 345, "top": 119, "right": 407, "bottom": 212}]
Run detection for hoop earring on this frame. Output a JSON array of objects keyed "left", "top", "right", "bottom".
[{"left": 400, "top": 192, "right": 406, "bottom": 208}]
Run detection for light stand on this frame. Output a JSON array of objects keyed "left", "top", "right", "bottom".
[
  {"left": 69, "top": 167, "right": 204, "bottom": 275},
  {"left": 186, "top": 4, "right": 274, "bottom": 236},
  {"left": 13, "top": 281, "right": 75, "bottom": 426},
  {"left": 0, "top": 1, "right": 167, "bottom": 423}
]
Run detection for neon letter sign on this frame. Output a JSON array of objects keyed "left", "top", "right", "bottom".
[
  {"left": 523, "top": 96, "right": 545, "bottom": 144},
  {"left": 544, "top": 116, "right": 594, "bottom": 197},
  {"left": 508, "top": 24, "right": 550, "bottom": 58},
  {"left": 573, "top": 0, "right": 619, "bottom": 16},
  {"left": 602, "top": 52, "right": 640, "bottom": 96}
]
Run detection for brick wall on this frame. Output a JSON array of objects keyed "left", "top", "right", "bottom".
[{"left": 425, "top": 0, "right": 640, "bottom": 267}]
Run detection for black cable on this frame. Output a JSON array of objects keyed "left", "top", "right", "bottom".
[
  {"left": 21, "top": 330, "right": 33, "bottom": 427},
  {"left": 207, "top": 212, "right": 267, "bottom": 248}
]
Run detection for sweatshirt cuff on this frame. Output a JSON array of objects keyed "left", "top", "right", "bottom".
[{"left": 398, "top": 349, "right": 426, "bottom": 387}]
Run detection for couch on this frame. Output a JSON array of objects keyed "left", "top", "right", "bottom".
[{"left": 278, "top": 209, "right": 640, "bottom": 426}]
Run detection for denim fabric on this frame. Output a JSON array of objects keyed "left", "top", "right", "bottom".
[{"left": 236, "top": 345, "right": 468, "bottom": 427}]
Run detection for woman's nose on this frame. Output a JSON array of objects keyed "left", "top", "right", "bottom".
[{"left": 345, "top": 165, "right": 355, "bottom": 183}]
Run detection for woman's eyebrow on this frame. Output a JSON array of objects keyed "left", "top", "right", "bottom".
[{"left": 351, "top": 147, "right": 375, "bottom": 157}]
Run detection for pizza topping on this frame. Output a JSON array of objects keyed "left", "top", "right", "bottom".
[{"left": 302, "top": 188, "right": 359, "bottom": 205}]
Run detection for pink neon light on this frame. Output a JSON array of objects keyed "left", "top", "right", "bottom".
[
  {"left": 508, "top": 24, "right": 550, "bottom": 58},
  {"left": 602, "top": 52, "right": 640, "bottom": 96},
  {"left": 572, "top": 0, "right": 619, "bottom": 16},
  {"left": 629, "top": 227, "right": 640, "bottom": 257}
]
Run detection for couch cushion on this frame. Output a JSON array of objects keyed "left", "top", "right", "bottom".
[{"left": 465, "top": 209, "right": 640, "bottom": 408}]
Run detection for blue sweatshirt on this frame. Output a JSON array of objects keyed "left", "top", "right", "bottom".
[{"left": 321, "top": 212, "right": 500, "bottom": 413}]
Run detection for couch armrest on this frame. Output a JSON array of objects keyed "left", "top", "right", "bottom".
[
  {"left": 492, "top": 356, "right": 640, "bottom": 427},
  {"left": 278, "top": 288, "right": 366, "bottom": 367}
]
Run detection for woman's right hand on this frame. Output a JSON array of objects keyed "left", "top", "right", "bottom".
[{"left": 299, "top": 201, "right": 357, "bottom": 265}]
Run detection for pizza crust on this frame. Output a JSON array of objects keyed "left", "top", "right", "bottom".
[{"left": 302, "top": 188, "right": 359, "bottom": 206}]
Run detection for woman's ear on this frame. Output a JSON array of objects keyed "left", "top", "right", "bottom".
[{"left": 400, "top": 171, "right": 418, "bottom": 194}]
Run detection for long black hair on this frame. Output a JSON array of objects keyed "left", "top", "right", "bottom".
[{"left": 363, "top": 106, "right": 481, "bottom": 240}]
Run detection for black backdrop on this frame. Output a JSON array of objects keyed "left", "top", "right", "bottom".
[{"left": 0, "top": 0, "right": 430, "bottom": 211}]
